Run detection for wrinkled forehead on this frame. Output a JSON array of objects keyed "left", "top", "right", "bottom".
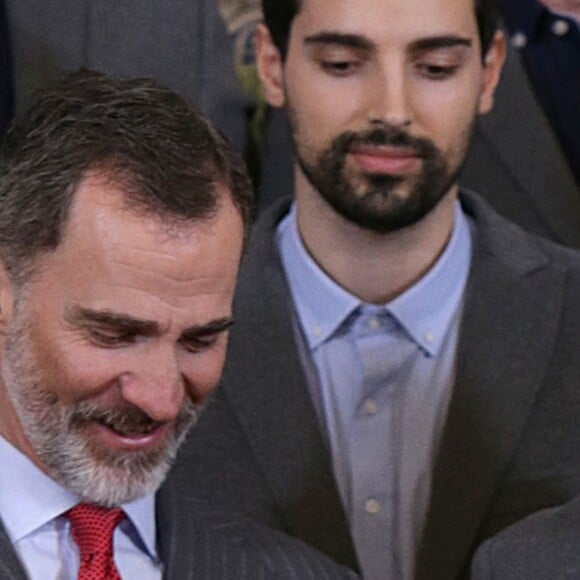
[{"left": 29, "top": 189, "right": 243, "bottom": 319}]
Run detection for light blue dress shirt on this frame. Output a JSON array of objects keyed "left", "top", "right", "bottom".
[
  {"left": 278, "top": 201, "right": 472, "bottom": 580},
  {"left": 0, "top": 436, "right": 162, "bottom": 579}
]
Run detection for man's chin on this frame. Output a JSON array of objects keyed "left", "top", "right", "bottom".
[
  {"left": 40, "top": 426, "right": 187, "bottom": 506},
  {"left": 57, "top": 448, "right": 175, "bottom": 507}
]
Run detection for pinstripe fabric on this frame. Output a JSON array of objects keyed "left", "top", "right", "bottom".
[
  {"left": 184, "top": 515, "right": 359, "bottom": 580},
  {"left": 0, "top": 497, "right": 358, "bottom": 579},
  {"left": 156, "top": 489, "right": 359, "bottom": 580}
]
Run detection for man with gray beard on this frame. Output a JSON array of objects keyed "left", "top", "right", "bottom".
[{"left": 0, "top": 70, "right": 359, "bottom": 580}]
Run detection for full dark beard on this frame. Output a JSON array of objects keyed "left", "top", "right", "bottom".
[{"left": 296, "top": 125, "right": 466, "bottom": 234}]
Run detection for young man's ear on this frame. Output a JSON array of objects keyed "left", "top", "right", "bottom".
[
  {"left": 478, "top": 30, "right": 506, "bottom": 114},
  {"left": 0, "top": 263, "right": 14, "bottom": 336},
  {"left": 255, "top": 23, "right": 286, "bottom": 108}
]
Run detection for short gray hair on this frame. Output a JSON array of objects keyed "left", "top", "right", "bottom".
[{"left": 0, "top": 69, "right": 254, "bottom": 284}]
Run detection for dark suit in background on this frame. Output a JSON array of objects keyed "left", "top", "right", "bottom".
[
  {"left": 174, "top": 192, "right": 580, "bottom": 580},
  {"left": 0, "top": 0, "right": 14, "bottom": 137},
  {"left": 4, "top": 0, "right": 252, "bottom": 152},
  {"left": 462, "top": 36, "right": 580, "bottom": 246},
  {"left": 470, "top": 496, "right": 580, "bottom": 580}
]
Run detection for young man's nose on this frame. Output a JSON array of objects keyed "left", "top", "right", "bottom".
[{"left": 366, "top": 65, "right": 413, "bottom": 129}]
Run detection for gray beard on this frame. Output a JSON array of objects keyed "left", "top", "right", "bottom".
[{"left": 1, "top": 306, "right": 198, "bottom": 507}]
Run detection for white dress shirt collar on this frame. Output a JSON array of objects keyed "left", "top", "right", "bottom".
[{"left": 0, "top": 435, "right": 158, "bottom": 560}]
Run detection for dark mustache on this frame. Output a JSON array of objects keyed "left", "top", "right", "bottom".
[
  {"left": 72, "top": 403, "right": 161, "bottom": 433},
  {"left": 333, "top": 127, "right": 435, "bottom": 155},
  {"left": 70, "top": 400, "right": 198, "bottom": 434}
]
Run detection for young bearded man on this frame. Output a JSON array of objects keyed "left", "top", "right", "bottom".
[{"left": 176, "top": 1, "right": 580, "bottom": 579}]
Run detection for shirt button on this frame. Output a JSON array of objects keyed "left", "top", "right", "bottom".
[
  {"left": 552, "top": 19, "right": 569, "bottom": 36},
  {"left": 367, "top": 317, "right": 380, "bottom": 330},
  {"left": 312, "top": 326, "right": 322, "bottom": 338},
  {"left": 511, "top": 32, "right": 527, "bottom": 48},
  {"left": 365, "top": 498, "right": 381, "bottom": 515},
  {"left": 363, "top": 399, "right": 379, "bottom": 415},
  {"left": 425, "top": 331, "right": 435, "bottom": 344}
]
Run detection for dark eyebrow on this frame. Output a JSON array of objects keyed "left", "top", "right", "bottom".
[
  {"left": 304, "top": 32, "right": 374, "bottom": 51},
  {"left": 64, "top": 306, "right": 159, "bottom": 336},
  {"left": 180, "top": 318, "right": 234, "bottom": 342},
  {"left": 408, "top": 36, "right": 473, "bottom": 53},
  {"left": 64, "top": 306, "right": 234, "bottom": 339}
]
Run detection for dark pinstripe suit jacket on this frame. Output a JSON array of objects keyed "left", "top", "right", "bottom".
[{"left": 0, "top": 493, "right": 359, "bottom": 579}]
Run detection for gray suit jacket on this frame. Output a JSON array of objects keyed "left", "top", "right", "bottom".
[
  {"left": 0, "top": 488, "right": 358, "bottom": 579},
  {"left": 174, "top": 191, "right": 580, "bottom": 580},
  {"left": 470, "top": 496, "right": 580, "bottom": 580},
  {"left": 4, "top": 0, "right": 252, "bottom": 151}
]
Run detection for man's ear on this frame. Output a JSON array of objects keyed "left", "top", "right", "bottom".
[
  {"left": 255, "top": 23, "right": 286, "bottom": 108},
  {"left": 478, "top": 30, "right": 506, "bottom": 114},
  {"left": 0, "top": 263, "right": 14, "bottom": 335}
]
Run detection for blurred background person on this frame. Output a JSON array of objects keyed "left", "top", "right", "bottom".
[
  {"left": 4, "top": 0, "right": 253, "bottom": 156},
  {"left": 0, "top": 0, "right": 14, "bottom": 138}
]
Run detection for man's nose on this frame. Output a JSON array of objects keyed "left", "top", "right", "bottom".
[
  {"left": 366, "top": 64, "right": 413, "bottom": 129},
  {"left": 119, "top": 345, "right": 185, "bottom": 422}
]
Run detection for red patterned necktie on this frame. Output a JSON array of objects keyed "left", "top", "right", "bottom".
[{"left": 66, "top": 503, "right": 125, "bottom": 580}]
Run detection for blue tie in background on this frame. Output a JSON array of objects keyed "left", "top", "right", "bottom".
[{"left": 0, "top": 0, "right": 14, "bottom": 139}]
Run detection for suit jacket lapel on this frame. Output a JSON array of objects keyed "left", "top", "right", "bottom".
[
  {"left": 417, "top": 193, "right": 566, "bottom": 580},
  {"left": 475, "top": 40, "right": 580, "bottom": 246},
  {"left": 0, "top": 520, "right": 28, "bottom": 580},
  {"left": 222, "top": 200, "right": 358, "bottom": 569},
  {"left": 157, "top": 487, "right": 199, "bottom": 580}
]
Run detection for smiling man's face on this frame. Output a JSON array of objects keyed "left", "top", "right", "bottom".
[
  {"left": 258, "top": 0, "right": 504, "bottom": 232},
  {"left": 0, "top": 171, "right": 244, "bottom": 506}
]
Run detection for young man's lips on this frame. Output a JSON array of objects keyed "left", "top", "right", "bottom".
[{"left": 350, "top": 146, "right": 420, "bottom": 174}]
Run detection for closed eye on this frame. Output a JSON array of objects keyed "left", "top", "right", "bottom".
[
  {"left": 180, "top": 335, "right": 221, "bottom": 354},
  {"left": 416, "top": 63, "right": 460, "bottom": 80},
  {"left": 320, "top": 59, "right": 362, "bottom": 76},
  {"left": 179, "top": 318, "right": 234, "bottom": 354},
  {"left": 87, "top": 328, "right": 138, "bottom": 348}
]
